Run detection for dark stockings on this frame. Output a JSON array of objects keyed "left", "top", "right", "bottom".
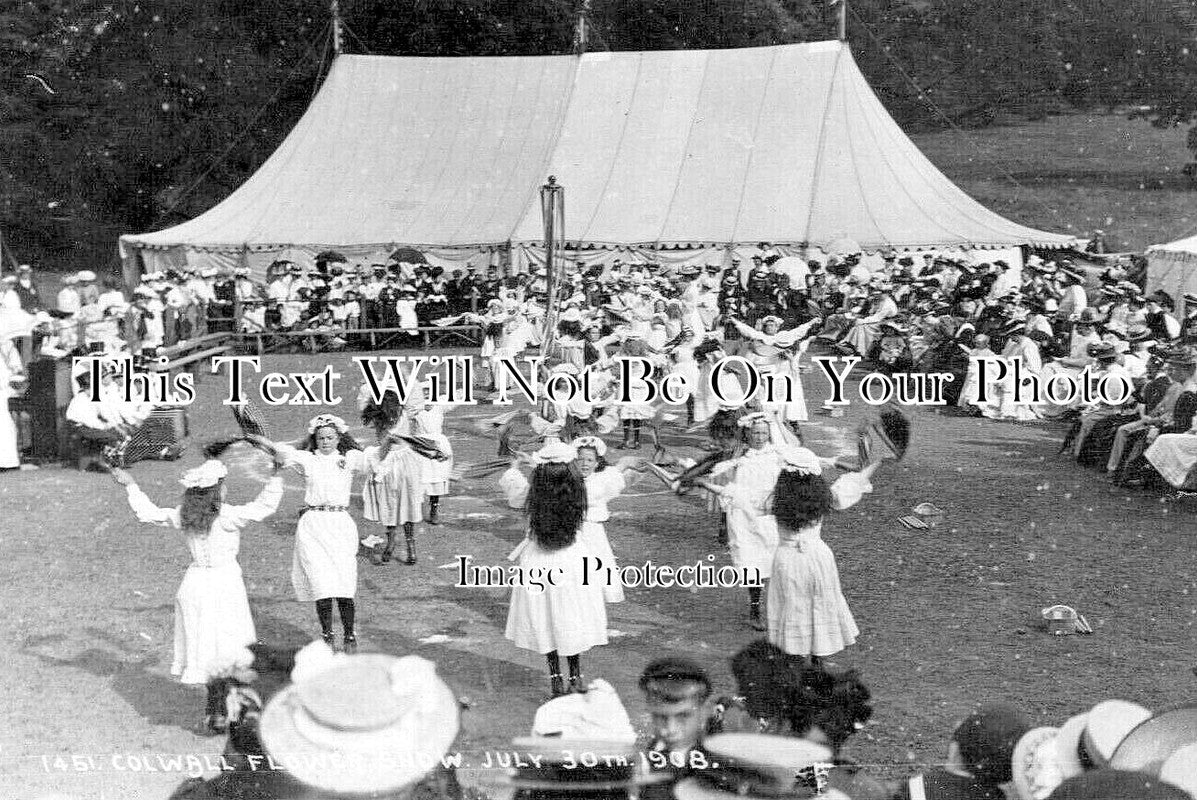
[{"left": 316, "top": 597, "right": 355, "bottom": 639}]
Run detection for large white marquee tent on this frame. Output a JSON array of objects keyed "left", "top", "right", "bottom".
[{"left": 119, "top": 40, "right": 1075, "bottom": 281}]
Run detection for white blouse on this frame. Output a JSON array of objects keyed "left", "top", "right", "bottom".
[
  {"left": 278, "top": 445, "right": 366, "bottom": 507},
  {"left": 125, "top": 478, "right": 284, "bottom": 567}
]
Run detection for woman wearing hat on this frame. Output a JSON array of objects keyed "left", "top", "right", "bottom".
[
  {"left": 1106, "top": 347, "right": 1178, "bottom": 479},
  {"left": 502, "top": 441, "right": 608, "bottom": 696},
  {"left": 977, "top": 321, "right": 1042, "bottom": 421},
  {"left": 1068, "top": 342, "right": 1133, "bottom": 461},
  {"left": 271, "top": 415, "right": 368, "bottom": 651},
  {"left": 109, "top": 441, "right": 286, "bottom": 732},
  {"left": 1142, "top": 348, "right": 1197, "bottom": 490}
]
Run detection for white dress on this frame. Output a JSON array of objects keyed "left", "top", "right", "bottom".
[
  {"left": 766, "top": 471, "right": 871, "bottom": 658},
  {"left": 504, "top": 537, "right": 609, "bottom": 657},
  {"left": 279, "top": 446, "right": 367, "bottom": 601},
  {"left": 124, "top": 478, "right": 284, "bottom": 683},
  {"left": 1145, "top": 433, "right": 1197, "bottom": 488},
  {"left": 0, "top": 341, "right": 22, "bottom": 468},
  {"left": 581, "top": 469, "right": 628, "bottom": 604},
  {"left": 405, "top": 406, "right": 453, "bottom": 497},
  {"left": 362, "top": 441, "right": 424, "bottom": 526},
  {"left": 500, "top": 467, "right": 609, "bottom": 657},
  {"left": 713, "top": 446, "right": 784, "bottom": 578}
]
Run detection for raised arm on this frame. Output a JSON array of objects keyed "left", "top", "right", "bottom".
[
  {"left": 828, "top": 461, "right": 879, "bottom": 511},
  {"left": 499, "top": 461, "right": 530, "bottom": 509},
  {"left": 112, "top": 467, "right": 181, "bottom": 528}
]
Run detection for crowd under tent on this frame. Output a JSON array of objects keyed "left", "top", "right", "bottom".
[{"left": 119, "top": 40, "right": 1076, "bottom": 283}]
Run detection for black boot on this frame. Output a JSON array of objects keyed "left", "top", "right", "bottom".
[
  {"left": 617, "top": 421, "right": 632, "bottom": 449},
  {"left": 748, "top": 587, "right": 765, "bottom": 631},
  {"left": 404, "top": 522, "right": 417, "bottom": 565},
  {"left": 374, "top": 527, "right": 395, "bottom": 565},
  {"left": 550, "top": 673, "right": 566, "bottom": 697},
  {"left": 427, "top": 496, "right": 440, "bottom": 526},
  {"left": 630, "top": 422, "right": 642, "bottom": 450}
]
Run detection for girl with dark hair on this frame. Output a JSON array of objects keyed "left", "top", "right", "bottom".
[
  {"left": 767, "top": 451, "right": 879, "bottom": 664},
  {"left": 361, "top": 391, "right": 425, "bottom": 565},
  {"left": 615, "top": 334, "right": 658, "bottom": 449},
  {"left": 502, "top": 441, "right": 607, "bottom": 696},
  {"left": 110, "top": 442, "right": 285, "bottom": 733},
  {"left": 272, "top": 414, "right": 367, "bottom": 651}
]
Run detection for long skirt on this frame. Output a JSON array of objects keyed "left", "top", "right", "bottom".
[
  {"left": 363, "top": 450, "right": 424, "bottom": 526},
  {"left": 578, "top": 521, "right": 625, "bottom": 604},
  {"left": 505, "top": 540, "right": 607, "bottom": 657},
  {"left": 422, "top": 435, "right": 454, "bottom": 497},
  {"left": 768, "top": 538, "right": 858, "bottom": 658},
  {"left": 0, "top": 403, "right": 18, "bottom": 468},
  {"left": 173, "top": 562, "right": 256, "bottom": 684},
  {"left": 291, "top": 510, "right": 358, "bottom": 601},
  {"left": 1146, "top": 434, "right": 1197, "bottom": 488},
  {"left": 726, "top": 507, "right": 779, "bottom": 579}
]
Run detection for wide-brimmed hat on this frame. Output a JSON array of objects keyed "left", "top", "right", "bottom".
[
  {"left": 1011, "top": 726, "right": 1062, "bottom": 800},
  {"left": 1046, "top": 769, "right": 1191, "bottom": 800},
  {"left": 1109, "top": 702, "right": 1197, "bottom": 776},
  {"left": 482, "top": 738, "right": 668, "bottom": 793},
  {"left": 1075, "top": 308, "right": 1101, "bottom": 325},
  {"left": 1127, "top": 325, "right": 1153, "bottom": 343},
  {"left": 1159, "top": 742, "right": 1197, "bottom": 798},
  {"left": 259, "top": 651, "right": 459, "bottom": 796},
  {"left": 1087, "top": 341, "right": 1118, "bottom": 360},
  {"left": 673, "top": 734, "right": 832, "bottom": 800},
  {"left": 1076, "top": 700, "right": 1152, "bottom": 769}
]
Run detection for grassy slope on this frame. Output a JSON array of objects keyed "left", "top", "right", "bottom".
[{"left": 911, "top": 112, "right": 1197, "bottom": 252}]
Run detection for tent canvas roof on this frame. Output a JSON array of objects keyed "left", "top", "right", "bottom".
[{"left": 120, "top": 40, "right": 1073, "bottom": 259}]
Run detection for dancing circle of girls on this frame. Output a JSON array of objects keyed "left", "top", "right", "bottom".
[{"left": 109, "top": 390, "right": 453, "bottom": 733}]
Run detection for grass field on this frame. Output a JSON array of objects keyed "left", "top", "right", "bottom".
[
  {"left": 5, "top": 348, "right": 1197, "bottom": 798},
  {"left": 912, "top": 112, "right": 1197, "bottom": 252}
]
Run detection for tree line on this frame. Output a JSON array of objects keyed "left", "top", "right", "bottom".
[{"left": 2, "top": 0, "right": 1193, "bottom": 271}]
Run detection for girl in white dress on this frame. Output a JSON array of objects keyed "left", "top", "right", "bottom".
[
  {"left": 690, "top": 412, "right": 785, "bottom": 631},
  {"left": 501, "top": 441, "right": 607, "bottom": 697},
  {"left": 765, "top": 449, "right": 879, "bottom": 664},
  {"left": 400, "top": 391, "right": 454, "bottom": 527},
  {"left": 274, "top": 414, "right": 367, "bottom": 652},
  {"left": 572, "top": 435, "right": 648, "bottom": 605},
  {"left": 110, "top": 447, "right": 284, "bottom": 733},
  {"left": 361, "top": 392, "right": 425, "bottom": 566}
]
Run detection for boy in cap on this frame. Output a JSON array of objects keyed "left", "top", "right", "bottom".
[{"left": 641, "top": 658, "right": 712, "bottom": 759}]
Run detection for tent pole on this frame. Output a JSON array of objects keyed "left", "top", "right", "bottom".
[
  {"left": 540, "top": 176, "right": 565, "bottom": 359},
  {"left": 573, "top": 0, "right": 592, "bottom": 56},
  {"left": 331, "top": 0, "right": 344, "bottom": 56},
  {"left": 836, "top": 0, "right": 847, "bottom": 42}
]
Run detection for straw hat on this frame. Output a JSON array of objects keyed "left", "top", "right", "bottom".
[
  {"left": 488, "top": 738, "right": 668, "bottom": 793},
  {"left": 1109, "top": 701, "right": 1197, "bottom": 775},
  {"left": 1011, "top": 726, "right": 1063, "bottom": 800},
  {"left": 1159, "top": 742, "right": 1197, "bottom": 798},
  {"left": 259, "top": 652, "right": 459, "bottom": 795},
  {"left": 673, "top": 733, "right": 834, "bottom": 800}
]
